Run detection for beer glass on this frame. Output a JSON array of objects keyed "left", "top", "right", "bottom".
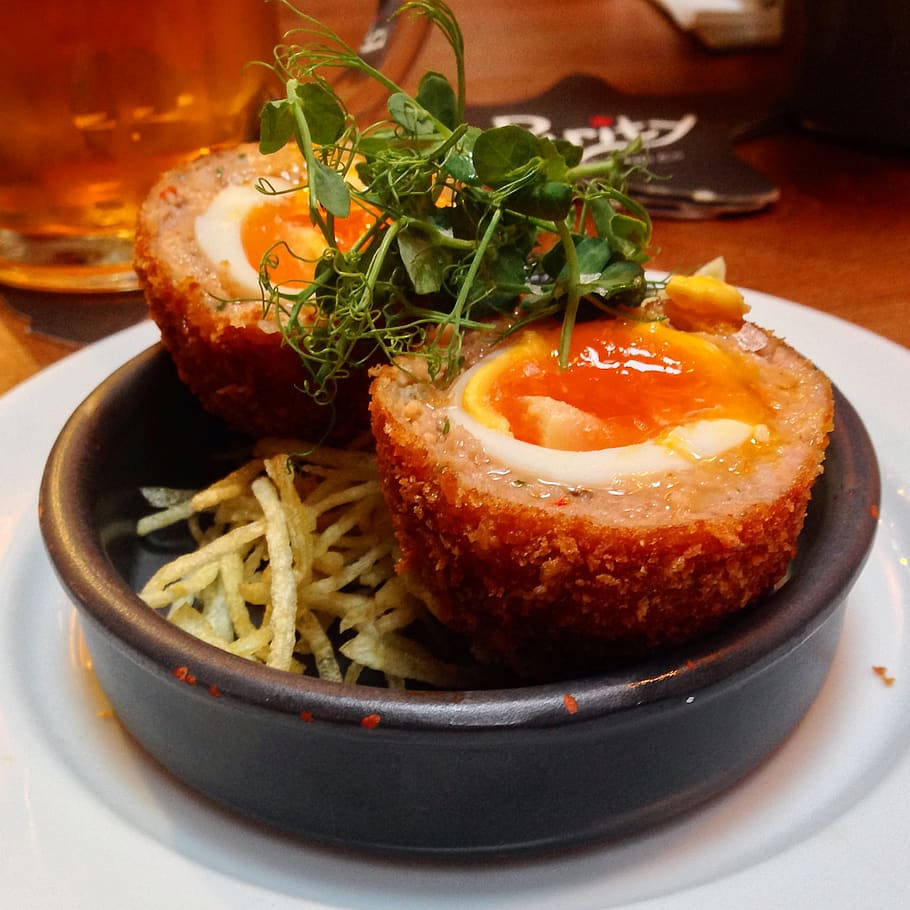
[{"left": 0, "top": 1, "right": 428, "bottom": 293}]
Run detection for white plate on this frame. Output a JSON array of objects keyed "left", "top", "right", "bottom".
[{"left": 1, "top": 293, "right": 909, "bottom": 909}]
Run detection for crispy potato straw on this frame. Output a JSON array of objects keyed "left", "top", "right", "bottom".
[{"left": 137, "top": 439, "right": 476, "bottom": 687}]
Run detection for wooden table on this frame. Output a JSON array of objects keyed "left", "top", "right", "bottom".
[{"left": 2, "top": 0, "right": 908, "bottom": 396}]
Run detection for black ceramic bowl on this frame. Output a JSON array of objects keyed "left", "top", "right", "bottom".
[{"left": 40, "top": 345, "right": 879, "bottom": 857}]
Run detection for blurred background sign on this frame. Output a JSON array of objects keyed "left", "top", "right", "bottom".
[{"left": 468, "top": 74, "right": 780, "bottom": 219}]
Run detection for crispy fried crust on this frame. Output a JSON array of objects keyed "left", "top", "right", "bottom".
[
  {"left": 134, "top": 143, "right": 370, "bottom": 440},
  {"left": 370, "top": 325, "right": 834, "bottom": 676}
]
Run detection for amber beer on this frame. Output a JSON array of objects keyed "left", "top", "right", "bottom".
[{"left": 0, "top": 0, "right": 279, "bottom": 291}]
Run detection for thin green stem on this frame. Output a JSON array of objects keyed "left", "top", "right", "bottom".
[
  {"left": 289, "top": 83, "right": 333, "bottom": 246},
  {"left": 402, "top": 218, "right": 475, "bottom": 250},
  {"left": 556, "top": 220, "right": 581, "bottom": 369},
  {"left": 447, "top": 207, "right": 502, "bottom": 328},
  {"left": 357, "top": 219, "right": 402, "bottom": 324}
]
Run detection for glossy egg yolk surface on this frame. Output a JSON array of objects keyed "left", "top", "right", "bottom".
[
  {"left": 463, "top": 319, "right": 768, "bottom": 452},
  {"left": 240, "top": 193, "right": 373, "bottom": 287}
]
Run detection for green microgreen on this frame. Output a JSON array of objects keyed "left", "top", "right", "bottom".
[{"left": 257, "top": 0, "right": 658, "bottom": 401}]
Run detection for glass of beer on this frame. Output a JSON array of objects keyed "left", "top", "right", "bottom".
[{"left": 0, "top": 1, "right": 429, "bottom": 293}]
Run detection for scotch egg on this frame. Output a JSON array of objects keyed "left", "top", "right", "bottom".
[
  {"left": 370, "top": 290, "right": 834, "bottom": 676},
  {"left": 134, "top": 142, "right": 375, "bottom": 440}
]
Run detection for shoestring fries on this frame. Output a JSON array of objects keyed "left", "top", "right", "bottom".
[{"left": 137, "top": 439, "right": 473, "bottom": 689}]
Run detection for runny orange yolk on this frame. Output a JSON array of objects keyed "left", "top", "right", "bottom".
[
  {"left": 468, "top": 319, "right": 768, "bottom": 451},
  {"left": 240, "top": 194, "right": 374, "bottom": 287}
]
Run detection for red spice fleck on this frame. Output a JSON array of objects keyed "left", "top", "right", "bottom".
[
  {"left": 870, "top": 503, "right": 880, "bottom": 520},
  {"left": 299, "top": 710, "right": 314, "bottom": 722},
  {"left": 873, "top": 666, "right": 896, "bottom": 686},
  {"left": 208, "top": 685, "right": 222, "bottom": 697},
  {"left": 360, "top": 713, "right": 381, "bottom": 729},
  {"left": 159, "top": 185, "right": 178, "bottom": 201},
  {"left": 589, "top": 114, "right": 614, "bottom": 128},
  {"left": 172, "top": 666, "right": 196, "bottom": 685},
  {"left": 555, "top": 497, "right": 569, "bottom": 507},
  {"left": 562, "top": 693, "right": 579, "bottom": 714}
]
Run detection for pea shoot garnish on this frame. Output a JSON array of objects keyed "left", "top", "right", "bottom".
[{"left": 258, "top": 0, "right": 656, "bottom": 401}]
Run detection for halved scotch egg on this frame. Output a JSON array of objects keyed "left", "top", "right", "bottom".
[
  {"left": 370, "top": 283, "right": 834, "bottom": 676},
  {"left": 135, "top": 142, "right": 374, "bottom": 439}
]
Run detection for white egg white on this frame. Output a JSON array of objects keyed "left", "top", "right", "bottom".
[
  {"left": 446, "top": 351, "right": 763, "bottom": 488},
  {"left": 194, "top": 178, "right": 294, "bottom": 296}
]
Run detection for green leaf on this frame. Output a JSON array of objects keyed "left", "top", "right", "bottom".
[
  {"left": 573, "top": 236, "right": 614, "bottom": 278},
  {"left": 442, "top": 126, "right": 480, "bottom": 183},
  {"left": 293, "top": 83, "right": 346, "bottom": 145},
  {"left": 355, "top": 135, "right": 389, "bottom": 159},
  {"left": 611, "top": 213, "right": 649, "bottom": 247},
  {"left": 589, "top": 197, "right": 649, "bottom": 261},
  {"left": 580, "top": 260, "right": 645, "bottom": 297},
  {"left": 537, "top": 137, "right": 571, "bottom": 182},
  {"left": 490, "top": 245, "right": 527, "bottom": 289},
  {"left": 541, "top": 235, "right": 573, "bottom": 279},
  {"left": 509, "top": 181, "right": 573, "bottom": 220},
  {"left": 473, "top": 244, "right": 528, "bottom": 310},
  {"left": 553, "top": 139, "right": 583, "bottom": 169},
  {"left": 388, "top": 93, "right": 436, "bottom": 136},
  {"left": 472, "top": 126, "right": 541, "bottom": 186},
  {"left": 311, "top": 161, "right": 350, "bottom": 218},
  {"left": 589, "top": 196, "right": 617, "bottom": 237},
  {"left": 259, "top": 100, "right": 295, "bottom": 154},
  {"left": 542, "top": 234, "right": 613, "bottom": 283},
  {"left": 443, "top": 152, "right": 477, "bottom": 184},
  {"left": 609, "top": 187, "right": 652, "bottom": 236},
  {"left": 417, "top": 71, "right": 457, "bottom": 130},
  {"left": 398, "top": 229, "right": 449, "bottom": 294}
]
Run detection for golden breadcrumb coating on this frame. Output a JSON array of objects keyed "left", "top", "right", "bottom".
[
  {"left": 370, "top": 321, "right": 834, "bottom": 677},
  {"left": 134, "top": 142, "right": 370, "bottom": 440}
]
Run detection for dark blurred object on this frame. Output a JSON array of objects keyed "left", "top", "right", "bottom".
[
  {"left": 468, "top": 74, "right": 780, "bottom": 219},
  {"left": 787, "top": 0, "right": 910, "bottom": 150},
  {"left": 1, "top": 285, "right": 147, "bottom": 345}
]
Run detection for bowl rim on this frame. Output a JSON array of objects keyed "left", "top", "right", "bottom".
[{"left": 39, "top": 344, "right": 880, "bottom": 732}]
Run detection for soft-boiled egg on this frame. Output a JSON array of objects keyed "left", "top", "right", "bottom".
[
  {"left": 448, "top": 317, "right": 770, "bottom": 487},
  {"left": 194, "top": 177, "right": 373, "bottom": 297}
]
